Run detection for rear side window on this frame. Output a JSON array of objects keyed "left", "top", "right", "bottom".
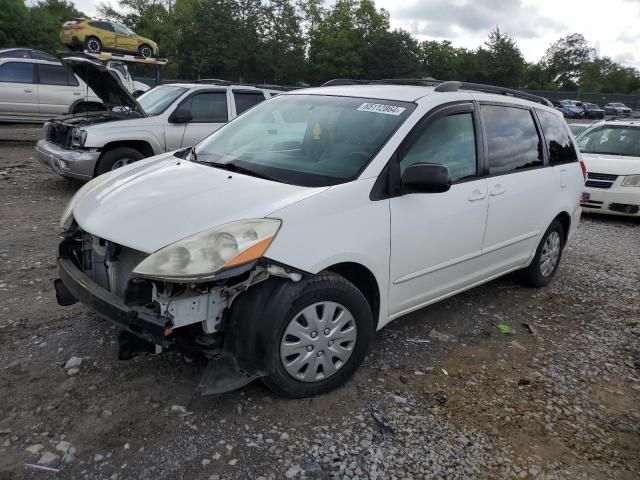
[
  {"left": 400, "top": 112, "right": 477, "bottom": 181},
  {"left": 31, "top": 51, "right": 57, "bottom": 61},
  {"left": 233, "top": 90, "right": 265, "bottom": 115},
  {"left": 481, "top": 105, "right": 543, "bottom": 174},
  {"left": 38, "top": 64, "right": 71, "bottom": 86},
  {"left": 536, "top": 110, "right": 578, "bottom": 164},
  {"left": 181, "top": 92, "right": 228, "bottom": 123},
  {"left": 0, "top": 62, "right": 34, "bottom": 83},
  {"left": 89, "top": 21, "right": 113, "bottom": 31},
  {"left": 0, "top": 49, "right": 29, "bottom": 58}
]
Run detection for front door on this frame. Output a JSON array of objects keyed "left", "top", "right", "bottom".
[
  {"left": 389, "top": 103, "right": 489, "bottom": 318},
  {"left": 113, "top": 24, "right": 138, "bottom": 52},
  {"left": 180, "top": 91, "right": 230, "bottom": 147}
]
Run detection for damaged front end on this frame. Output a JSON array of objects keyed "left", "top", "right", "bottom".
[{"left": 55, "top": 222, "right": 302, "bottom": 394}]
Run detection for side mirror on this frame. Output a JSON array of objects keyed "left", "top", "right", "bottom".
[
  {"left": 171, "top": 110, "right": 192, "bottom": 124},
  {"left": 401, "top": 163, "right": 451, "bottom": 194}
]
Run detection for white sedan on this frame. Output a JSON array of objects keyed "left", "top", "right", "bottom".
[{"left": 577, "top": 120, "right": 640, "bottom": 217}]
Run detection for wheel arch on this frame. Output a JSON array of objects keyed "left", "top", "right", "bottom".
[
  {"left": 553, "top": 211, "right": 571, "bottom": 245},
  {"left": 324, "top": 262, "right": 380, "bottom": 326},
  {"left": 94, "top": 140, "right": 155, "bottom": 176}
]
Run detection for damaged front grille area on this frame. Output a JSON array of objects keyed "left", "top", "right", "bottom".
[
  {"left": 44, "top": 121, "right": 73, "bottom": 148},
  {"left": 69, "top": 229, "right": 148, "bottom": 301}
]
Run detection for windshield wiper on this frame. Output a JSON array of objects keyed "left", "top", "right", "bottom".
[{"left": 201, "top": 160, "right": 276, "bottom": 181}]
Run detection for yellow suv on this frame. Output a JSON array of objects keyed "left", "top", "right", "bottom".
[{"left": 60, "top": 19, "right": 159, "bottom": 58}]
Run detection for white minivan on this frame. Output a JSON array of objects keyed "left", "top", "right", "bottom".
[{"left": 54, "top": 81, "right": 585, "bottom": 397}]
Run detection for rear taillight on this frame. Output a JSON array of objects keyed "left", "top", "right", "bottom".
[{"left": 579, "top": 160, "right": 587, "bottom": 181}]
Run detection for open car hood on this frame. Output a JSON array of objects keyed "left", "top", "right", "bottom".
[{"left": 63, "top": 56, "right": 146, "bottom": 116}]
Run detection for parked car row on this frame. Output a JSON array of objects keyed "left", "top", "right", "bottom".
[{"left": 552, "top": 98, "right": 633, "bottom": 119}]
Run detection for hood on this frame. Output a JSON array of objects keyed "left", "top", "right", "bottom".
[
  {"left": 582, "top": 153, "right": 640, "bottom": 176},
  {"left": 63, "top": 56, "right": 145, "bottom": 116},
  {"left": 72, "top": 153, "right": 327, "bottom": 253}
]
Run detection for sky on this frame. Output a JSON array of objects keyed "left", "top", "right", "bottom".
[{"left": 66, "top": 0, "right": 640, "bottom": 68}]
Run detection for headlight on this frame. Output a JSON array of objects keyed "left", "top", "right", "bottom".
[
  {"left": 70, "top": 128, "right": 87, "bottom": 148},
  {"left": 59, "top": 172, "right": 111, "bottom": 231},
  {"left": 132, "top": 219, "right": 281, "bottom": 282},
  {"left": 621, "top": 175, "right": 640, "bottom": 187}
]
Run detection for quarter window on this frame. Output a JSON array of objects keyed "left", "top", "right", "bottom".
[
  {"left": 400, "top": 112, "right": 477, "bottom": 181},
  {"left": 38, "top": 64, "right": 71, "bottom": 86},
  {"left": 536, "top": 110, "right": 578, "bottom": 164},
  {"left": 234, "top": 91, "right": 265, "bottom": 115},
  {"left": 481, "top": 105, "right": 543, "bottom": 174},
  {"left": 182, "top": 92, "right": 228, "bottom": 123},
  {"left": 0, "top": 62, "right": 34, "bottom": 83}
]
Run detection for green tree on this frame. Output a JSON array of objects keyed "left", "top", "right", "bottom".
[
  {"left": 543, "top": 33, "right": 594, "bottom": 87},
  {"left": 364, "top": 29, "right": 421, "bottom": 79},
  {"left": 483, "top": 27, "right": 525, "bottom": 87},
  {"left": 0, "top": 0, "right": 30, "bottom": 47},
  {"left": 262, "top": 0, "right": 306, "bottom": 84}
]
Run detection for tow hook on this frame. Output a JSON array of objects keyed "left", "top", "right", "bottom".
[{"left": 54, "top": 279, "right": 77, "bottom": 306}]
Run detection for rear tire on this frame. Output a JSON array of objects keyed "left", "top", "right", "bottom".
[
  {"left": 261, "top": 273, "right": 374, "bottom": 397},
  {"left": 96, "top": 147, "right": 144, "bottom": 176},
  {"left": 520, "top": 220, "right": 565, "bottom": 288},
  {"left": 85, "top": 36, "right": 102, "bottom": 53}
]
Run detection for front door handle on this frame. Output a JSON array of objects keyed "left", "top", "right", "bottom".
[
  {"left": 73, "top": 92, "right": 81, "bottom": 96},
  {"left": 490, "top": 185, "right": 506, "bottom": 196},
  {"left": 24, "top": 89, "right": 33, "bottom": 93},
  {"left": 467, "top": 189, "right": 487, "bottom": 202}
]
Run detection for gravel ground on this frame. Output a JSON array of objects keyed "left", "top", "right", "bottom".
[{"left": 0, "top": 141, "right": 638, "bottom": 480}]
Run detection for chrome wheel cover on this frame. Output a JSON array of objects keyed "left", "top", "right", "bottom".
[
  {"left": 280, "top": 301, "right": 357, "bottom": 382},
  {"left": 540, "top": 231, "right": 561, "bottom": 277}
]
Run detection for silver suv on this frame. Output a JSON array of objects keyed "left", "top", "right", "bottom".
[
  {"left": 0, "top": 58, "right": 102, "bottom": 122},
  {"left": 36, "top": 57, "right": 283, "bottom": 180}
]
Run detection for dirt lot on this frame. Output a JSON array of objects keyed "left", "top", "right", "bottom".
[{"left": 0, "top": 141, "right": 639, "bottom": 480}]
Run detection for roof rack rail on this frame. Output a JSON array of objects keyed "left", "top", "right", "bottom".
[
  {"left": 435, "top": 81, "right": 553, "bottom": 107},
  {"left": 192, "top": 78, "right": 300, "bottom": 91},
  {"left": 322, "top": 78, "right": 440, "bottom": 87}
]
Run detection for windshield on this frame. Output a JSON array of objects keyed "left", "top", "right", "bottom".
[
  {"left": 138, "top": 86, "right": 187, "bottom": 116},
  {"left": 577, "top": 125, "right": 640, "bottom": 157},
  {"left": 194, "top": 94, "right": 415, "bottom": 187}
]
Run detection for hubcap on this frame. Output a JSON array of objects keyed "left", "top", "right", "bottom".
[
  {"left": 280, "top": 301, "right": 357, "bottom": 382},
  {"left": 140, "top": 47, "right": 151, "bottom": 57},
  {"left": 88, "top": 40, "right": 99, "bottom": 51},
  {"left": 111, "top": 158, "right": 134, "bottom": 170},
  {"left": 540, "top": 231, "right": 561, "bottom": 277}
]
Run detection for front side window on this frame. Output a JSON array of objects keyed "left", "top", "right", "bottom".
[
  {"left": 234, "top": 91, "right": 265, "bottom": 115},
  {"left": 481, "top": 105, "right": 543, "bottom": 174},
  {"left": 113, "top": 24, "right": 134, "bottom": 36},
  {"left": 38, "top": 64, "right": 71, "bottom": 86},
  {"left": 179, "top": 92, "right": 228, "bottom": 122},
  {"left": 536, "top": 109, "right": 578, "bottom": 164},
  {"left": 195, "top": 94, "right": 415, "bottom": 187},
  {"left": 137, "top": 86, "right": 187, "bottom": 116},
  {"left": 0, "top": 62, "right": 34, "bottom": 83},
  {"left": 400, "top": 112, "right": 477, "bottom": 181},
  {"left": 576, "top": 125, "right": 640, "bottom": 157}
]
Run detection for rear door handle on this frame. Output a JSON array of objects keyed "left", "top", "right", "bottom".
[
  {"left": 490, "top": 185, "right": 505, "bottom": 196},
  {"left": 24, "top": 89, "right": 33, "bottom": 93},
  {"left": 73, "top": 92, "right": 81, "bottom": 96},
  {"left": 467, "top": 189, "right": 487, "bottom": 202}
]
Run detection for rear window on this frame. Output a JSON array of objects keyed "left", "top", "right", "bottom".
[
  {"left": 481, "top": 105, "right": 543, "bottom": 174},
  {"left": 536, "top": 110, "right": 578, "bottom": 164},
  {"left": 233, "top": 90, "right": 265, "bottom": 115},
  {"left": 0, "top": 62, "right": 34, "bottom": 83}
]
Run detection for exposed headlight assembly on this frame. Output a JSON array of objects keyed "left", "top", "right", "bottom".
[
  {"left": 70, "top": 128, "right": 87, "bottom": 148},
  {"left": 621, "top": 175, "right": 640, "bottom": 187},
  {"left": 132, "top": 219, "right": 281, "bottom": 282}
]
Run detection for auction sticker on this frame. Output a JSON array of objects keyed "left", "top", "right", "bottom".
[{"left": 357, "top": 103, "right": 406, "bottom": 116}]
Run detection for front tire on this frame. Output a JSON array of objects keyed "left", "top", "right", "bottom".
[
  {"left": 520, "top": 220, "right": 565, "bottom": 288},
  {"left": 261, "top": 273, "right": 374, "bottom": 397},
  {"left": 138, "top": 44, "right": 153, "bottom": 58},
  {"left": 95, "top": 147, "right": 144, "bottom": 176}
]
